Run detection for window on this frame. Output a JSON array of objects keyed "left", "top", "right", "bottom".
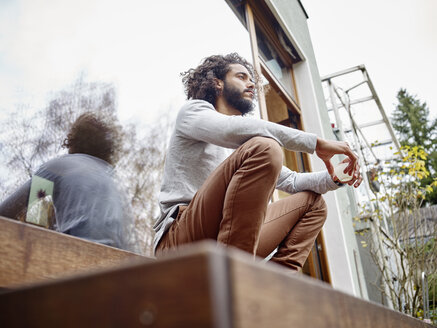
[
  {"left": 255, "top": 24, "right": 296, "bottom": 101},
  {"left": 226, "top": 0, "right": 332, "bottom": 283}
]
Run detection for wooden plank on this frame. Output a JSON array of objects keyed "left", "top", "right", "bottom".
[
  {"left": 0, "top": 241, "right": 432, "bottom": 327},
  {"left": 227, "top": 248, "right": 431, "bottom": 328},
  {"left": 0, "top": 242, "right": 231, "bottom": 328},
  {"left": 0, "top": 216, "right": 145, "bottom": 288}
]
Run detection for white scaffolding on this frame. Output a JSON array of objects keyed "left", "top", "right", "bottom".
[
  {"left": 322, "top": 65, "right": 400, "bottom": 161},
  {"left": 321, "top": 65, "right": 402, "bottom": 204},
  {"left": 321, "top": 65, "right": 404, "bottom": 308}
]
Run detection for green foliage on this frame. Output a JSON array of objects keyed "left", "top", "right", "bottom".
[
  {"left": 375, "top": 146, "right": 437, "bottom": 212},
  {"left": 391, "top": 89, "right": 437, "bottom": 205}
]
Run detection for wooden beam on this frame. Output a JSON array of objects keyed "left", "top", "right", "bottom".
[
  {"left": 0, "top": 216, "right": 145, "bottom": 288},
  {"left": 228, "top": 247, "right": 430, "bottom": 328},
  {"left": 0, "top": 242, "right": 231, "bottom": 328},
  {"left": 0, "top": 241, "right": 432, "bottom": 327}
]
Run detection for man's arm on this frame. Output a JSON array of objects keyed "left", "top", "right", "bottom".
[
  {"left": 0, "top": 180, "right": 31, "bottom": 220},
  {"left": 177, "top": 100, "right": 317, "bottom": 153},
  {"left": 178, "top": 100, "right": 362, "bottom": 187},
  {"left": 277, "top": 166, "right": 339, "bottom": 195}
]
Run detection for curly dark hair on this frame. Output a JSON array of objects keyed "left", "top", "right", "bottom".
[
  {"left": 181, "top": 53, "right": 259, "bottom": 106},
  {"left": 62, "top": 112, "right": 121, "bottom": 165}
]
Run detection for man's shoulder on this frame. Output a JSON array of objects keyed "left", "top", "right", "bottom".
[
  {"left": 175, "top": 100, "right": 217, "bottom": 128},
  {"left": 44, "top": 154, "right": 107, "bottom": 165},
  {"left": 39, "top": 154, "right": 111, "bottom": 175},
  {"left": 179, "top": 99, "right": 215, "bottom": 114}
]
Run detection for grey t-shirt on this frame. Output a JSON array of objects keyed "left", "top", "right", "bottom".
[
  {"left": 154, "top": 100, "right": 339, "bottom": 250},
  {"left": 33, "top": 154, "right": 132, "bottom": 250}
]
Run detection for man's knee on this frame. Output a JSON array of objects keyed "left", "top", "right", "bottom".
[
  {"left": 299, "top": 191, "right": 327, "bottom": 222},
  {"left": 312, "top": 192, "right": 328, "bottom": 222},
  {"left": 250, "top": 136, "right": 281, "bottom": 150},
  {"left": 243, "top": 137, "right": 283, "bottom": 171}
]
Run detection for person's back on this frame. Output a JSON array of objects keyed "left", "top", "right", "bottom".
[
  {"left": 0, "top": 112, "right": 134, "bottom": 251},
  {"left": 35, "top": 153, "right": 127, "bottom": 249}
]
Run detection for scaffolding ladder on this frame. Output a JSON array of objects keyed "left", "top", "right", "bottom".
[{"left": 321, "top": 65, "right": 403, "bottom": 308}]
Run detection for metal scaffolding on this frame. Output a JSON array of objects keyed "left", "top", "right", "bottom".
[
  {"left": 322, "top": 65, "right": 400, "bottom": 162},
  {"left": 321, "top": 65, "right": 404, "bottom": 308},
  {"left": 321, "top": 65, "right": 402, "bottom": 204}
]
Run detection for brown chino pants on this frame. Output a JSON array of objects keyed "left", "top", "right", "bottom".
[{"left": 157, "top": 137, "right": 327, "bottom": 271}]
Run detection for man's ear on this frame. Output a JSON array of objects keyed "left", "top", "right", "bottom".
[{"left": 214, "top": 78, "right": 224, "bottom": 92}]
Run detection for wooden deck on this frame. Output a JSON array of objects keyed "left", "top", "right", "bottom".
[
  {"left": 0, "top": 216, "right": 433, "bottom": 327},
  {"left": 0, "top": 216, "right": 144, "bottom": 288}
]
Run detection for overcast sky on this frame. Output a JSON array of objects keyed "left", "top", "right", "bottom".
[
  {"left": 302, "top": 0, "right": 437, "bottom": 120},
  {"left": 0, "top": 0, "right": 252, "bottom": 126},
  {"left": 1, "top": 0, "right": 435, "bottom": 126}
]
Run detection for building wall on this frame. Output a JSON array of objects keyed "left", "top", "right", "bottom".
[
  {"left": 266, "top": 0, "right": 368, "bottom": 298},
  {"left": 355, "top": 231, "right": 388, "bottom": 305}
]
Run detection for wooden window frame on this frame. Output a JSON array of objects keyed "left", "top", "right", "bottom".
[{"left": 244, "top": 1, "right": 332, "bottom": 284}]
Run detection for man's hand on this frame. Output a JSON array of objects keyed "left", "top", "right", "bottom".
[
  {"left": 315, "top": 137, "right": 362, "bottom": 188},
  {"left": 336, "top": 158, "right": 363, "bottom": 188}
]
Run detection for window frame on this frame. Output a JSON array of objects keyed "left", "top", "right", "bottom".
[{"left": 243, "top": 0, "right": 332, "bottom": 283}]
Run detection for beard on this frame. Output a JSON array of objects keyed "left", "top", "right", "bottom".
[{"left": 222, "top": 82, "right": 255, "bottom": 115}]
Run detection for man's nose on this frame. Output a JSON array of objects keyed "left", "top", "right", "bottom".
[{"left": 247, "top": 80, "right": 255, "bottom": 89}]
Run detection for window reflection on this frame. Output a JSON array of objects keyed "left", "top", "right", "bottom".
[
  {"left": 255, "top": 24, "right": 296, "bottom": 101},
  {"left": 264, "top": 80, "right": 306, "bottom": 173},
  {"left": 288, "top": 110, "right": 306, "bottom": 172}
]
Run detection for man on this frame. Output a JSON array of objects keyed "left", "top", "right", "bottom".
[
  {"left": 0, "top": 113, "right": 134, "bottom": 251},
  {"left": 154, "top": 53, "right": 362, "bottom": 270}
]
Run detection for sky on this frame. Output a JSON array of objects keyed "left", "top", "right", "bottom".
[
  {"left": 302, "top": 0, "right": 437, "bottom": 120},
  {"left": 0, "top": 0, "right": 252, "bottom": 126},
  {"left": 0, "top": 0, "right": 435, "bottom": 127}
]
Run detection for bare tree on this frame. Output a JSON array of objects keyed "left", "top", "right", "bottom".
[
  {"left": 0, "top": 76, "right": 173, "bottom": 256},
  {"left": 0, "top": 75, "right": 117, "bottom": 191},
  {"left": 116, "top": 113, "right": 173, "bottom": 255}
]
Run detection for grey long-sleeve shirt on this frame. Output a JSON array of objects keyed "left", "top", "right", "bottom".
[{"left": 154, "top": 99, "right": 339, "bottom": 250}]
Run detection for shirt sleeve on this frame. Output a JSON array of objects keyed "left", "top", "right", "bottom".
[
  {"left": 276, "top": 166, "right": 340, "bottom": 195},
  {"left": 176, "top": 100, "right": 318, "bottom": 153}
]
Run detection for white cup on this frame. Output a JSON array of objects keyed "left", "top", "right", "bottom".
[{"left": 334, "top": 162, "right": 353, "bottom": 182}]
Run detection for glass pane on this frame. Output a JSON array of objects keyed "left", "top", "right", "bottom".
[
  {"left": 255, "top": 24, "right": 296, "bottom": 100},
  {"left": 264, "top": 80, "right": 306, "bottom": 173},
  {"left": 288, "top": 110, "right": 306, "bottom": 172}
]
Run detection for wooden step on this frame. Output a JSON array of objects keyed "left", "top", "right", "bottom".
[
  {"left": 0, "top": 240, "right": 432, "bottom": 328},
  {"left": 0, "top": 216, "right": 146, "bottom": 288}
]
